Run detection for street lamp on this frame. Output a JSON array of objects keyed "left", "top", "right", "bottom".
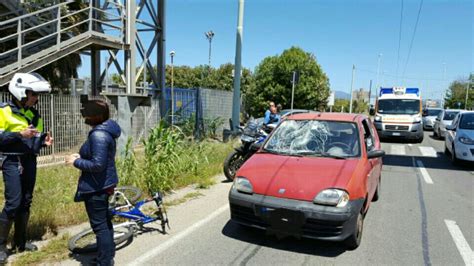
[
  {"left": 169, "top": 50, "right": 175, "bottom": 125},
  {"left": 205, "top": 30, "right": 215, "bottom": 68}
]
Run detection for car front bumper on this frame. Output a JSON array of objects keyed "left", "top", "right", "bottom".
[
  {"left": 374, "top": 122, "right": 423, "bottom": 140},
  {"left": 228, "top": 187, "right": 364, "bottom": 241},
  {"left": 455, "top": 142, "right": 474, "bottom": 162}
]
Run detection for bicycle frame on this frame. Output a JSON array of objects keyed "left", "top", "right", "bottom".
[
  {"left": 110, "top": 191, "right": 167, "bottom": 227},
  {"left": 111, "top": 199, "right": 158, "bottom": 224}
]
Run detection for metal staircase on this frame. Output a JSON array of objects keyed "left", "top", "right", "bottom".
[{"left": 0, "top": 0, "right": 127, "bottom": 86}]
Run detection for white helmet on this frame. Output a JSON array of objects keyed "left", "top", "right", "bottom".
[{"left": 8, "top": 72, "right": 51, "bottom": 101}]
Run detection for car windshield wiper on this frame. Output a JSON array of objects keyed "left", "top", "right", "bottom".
[
  {"left": 261, "top": 148, "right": 302, "bottom": 157},
  {"left": 320, "top": 152, "right": 349, "bottom": 159},
  {"left": 293, "top": 151, "right": 323, "bottom": 157}
]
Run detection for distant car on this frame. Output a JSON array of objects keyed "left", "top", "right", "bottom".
[
  {"left": 433, "top": 109, "right": 462, "bottom": 139},
  {"left": 422, "top": 108, "right": 443, "bottom": 130},
  {"left": 444, "top": 111, "right": 474, "bottom": 164},
  {"left": 229, "top": 113, "right": 384, "bottom": 250}
]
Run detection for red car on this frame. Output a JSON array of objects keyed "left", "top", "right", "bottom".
[{"left": 229, "top": 113, "right": 384, "bottom": 249}]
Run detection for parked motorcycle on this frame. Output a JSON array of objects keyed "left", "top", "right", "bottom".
[{"left": 223, "top": 120, "right": 272, "bottom": 181}]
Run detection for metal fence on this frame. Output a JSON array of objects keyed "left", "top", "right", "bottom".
[
  {"left": 0, "top": 92, "right": 160, "bottom": 166},
  {"left": 1, "top": 88, "right": 233, "bottom": 166}
]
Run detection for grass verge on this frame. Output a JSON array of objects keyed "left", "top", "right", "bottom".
[
  {"left": 3, "top": 135, "right": 234, "bottom": 265},
  {"left": 12, "top": 234, "right": 71, "bottom": 266}
]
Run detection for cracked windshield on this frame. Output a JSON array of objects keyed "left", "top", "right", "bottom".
[{"left": 265, "top": 120, "right": 360, "bottom": 157}]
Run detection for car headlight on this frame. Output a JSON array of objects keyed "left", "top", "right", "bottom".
[
  {"left": 313, "top": 189, "right": 349, "bottom": 207},
  {"left": 459, "top": 136, "right": 474, "bottom": 145},
  {"left": 374, "top": 116, "right": 381, "bottom": 122},
  {"left": 233, "top": 177, "right": 253, "bottom": 194},
  {"left": 414, "top": 116, "right": 422, "bottom": 123}
]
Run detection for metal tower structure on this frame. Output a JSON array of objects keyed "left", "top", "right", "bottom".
[{"left": 0, "top": 0, "right": 166, "bottom": 149}]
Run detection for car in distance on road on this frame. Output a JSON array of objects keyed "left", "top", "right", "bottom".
[
  {"left": 433, "top": 109, "right": 462, "bottom": 139},
  {"left": 229, "top": 113, "right": 385, "bottom": 249},
  {"left": 422, "top": 108, "right": 443, "bottom": 130},
  {"left": 444, "top": 111, "right": 474, "bottom": 165}
]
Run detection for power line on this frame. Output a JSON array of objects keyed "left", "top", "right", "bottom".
[
  {"left": 357, "top": 67, "right": 445, "bottom": 81},
  {"left": 395, "top": 0, "right": 404, "bottom": 81},
  {"left": 402, "top": 0, "right": 424, "bottom": 78}
]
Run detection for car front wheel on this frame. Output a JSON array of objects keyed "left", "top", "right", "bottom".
[
  {"left": 451, "top": 145, "right": 460, "bottom": 166},
  {"left": 345, "top": 211, "right": 364, "bottom": 250}
]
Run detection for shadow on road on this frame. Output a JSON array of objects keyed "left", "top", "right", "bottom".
[
  {"left": 383, "top": 153, "right": 474, "bottom": 171},
  {"left": 221, "top": 220, "right": 347, "bottom": 257}
]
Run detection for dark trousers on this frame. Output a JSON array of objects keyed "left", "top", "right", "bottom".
[
  {"left": 84, "top": 193, "right": 115, "bottom": 266},
  {"left": 0, "top": 155, "right": 36, "bottom": 223}
]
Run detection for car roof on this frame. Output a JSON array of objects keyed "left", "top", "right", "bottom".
[{"left": 286, "top": 112, "right": 366, "bottom": 122}]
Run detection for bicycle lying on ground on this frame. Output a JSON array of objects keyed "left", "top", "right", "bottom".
[{"left": 68, "top": 186, "right": 170, "bottom": 254}]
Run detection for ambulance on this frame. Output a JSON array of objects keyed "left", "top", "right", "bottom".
[{"left": 371, "top": 87, "right": 423, "bottom": 142}]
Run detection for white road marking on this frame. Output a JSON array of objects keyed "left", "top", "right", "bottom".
[
  {"left": 416, "top": 160, "right": 433, "bottom": 184},
  {"left": 129, "top": 204, "right": 229, "bottom": 266},
  {"left": 390, "top": 145, "right": 406, "bottom": 155},
  {"left": 445, "top": 220, "right": 474, "bottom": 266},
  {"left": 419, "top": 146, "right": 438, "bottom": 157}
]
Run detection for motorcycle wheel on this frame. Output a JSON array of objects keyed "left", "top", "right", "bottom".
[{"left": 223, "top": 150, "right": 245, "bottom": 182}]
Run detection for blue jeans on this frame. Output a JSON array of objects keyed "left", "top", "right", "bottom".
[{"left": 84, "top": 193, "right": 115, "bottom": 266}]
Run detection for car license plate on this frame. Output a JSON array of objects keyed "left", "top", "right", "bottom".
[{"left": 392, "top": 132, "right": 401, "bottom": 136}]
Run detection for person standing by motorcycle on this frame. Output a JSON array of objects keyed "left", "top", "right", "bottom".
[{"left": 0, "top": 73, "right": 53, "bottom": 263}]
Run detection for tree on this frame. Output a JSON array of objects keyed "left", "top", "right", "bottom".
[
  {"left": 244, "top": 47, "right": 330, "bottom": 117},
  {"left": 444, "top": 75, "right": 473, "bottom": 109},
  {"left": 352, "top": 100, "right": 369, "bottom": 114},
  {"left": 112, "top": 63, "right": 254, "bottom": 92},
  {"left": 332, "top": 99, "right": 350, "bottom": 113}
]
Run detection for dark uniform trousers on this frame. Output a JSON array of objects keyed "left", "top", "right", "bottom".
[{"left": 0, "top": 154, "right": 37, "bottom": 249}]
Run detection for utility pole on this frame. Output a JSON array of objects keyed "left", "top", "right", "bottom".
[
  {"left": 465, "top": 80, "right": 470, "bottom": 110},
  {"left": 231, "top": 0, "right": 244, "bottom": 132},
  {"left": 368, "top": 79, "right": 373, "bottom": 110},
  {"left": 349, "top": 64, "right": 355, "bottom": 113},
  {"left": 442, "top": 62, "right": 447, "bottom": 107},
  {"left": 376, "top": 53, "right": 382, "bottom": 94}
]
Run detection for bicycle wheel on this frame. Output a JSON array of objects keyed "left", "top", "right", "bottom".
[
  {"left": 110, "top": 186, "right": 143, "bottom": 207},
  {"left": 68, "top": 223, "right": 134, "bottom": 254}
]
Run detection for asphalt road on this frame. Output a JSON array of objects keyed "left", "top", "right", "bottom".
[{"left": 63, "top": 131, "right": 473, "bottom": 266}]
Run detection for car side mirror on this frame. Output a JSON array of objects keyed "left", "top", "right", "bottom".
[
  {"left": 251, "top": 142, "right": 263, "bottom": 151},
  {"left": 369, "top": 108, "right": 375, "bottom": 116},
  {"left": 435, "top": 118, "right": 440, "bottom": 121},
  {"left": 367, "top": 150, "right": 385, "bottom": 159},
  {"left": 446, "top": 125, "right": 456, "bottom": 131}
]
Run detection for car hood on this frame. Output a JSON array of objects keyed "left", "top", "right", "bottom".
[
  {"left": 236, "top": 153, "right": 361, "bottom": 202},
  {"left": 423, "top": 116, "right": 437, "bottom": 120},
  {"left": 441, "top": 120, "right": 453, "bottom": 126},
  {"left": 457, "top": 128, "right": 474, "bottom": 139}
]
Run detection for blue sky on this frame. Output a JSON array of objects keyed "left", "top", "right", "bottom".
[{"left": 79, "top": 0, "right": 473, "bottom": 101}]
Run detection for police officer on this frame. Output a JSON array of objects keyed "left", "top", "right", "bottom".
[{"left": 0, "top": 73, "right": 53, "bottom": 263}]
